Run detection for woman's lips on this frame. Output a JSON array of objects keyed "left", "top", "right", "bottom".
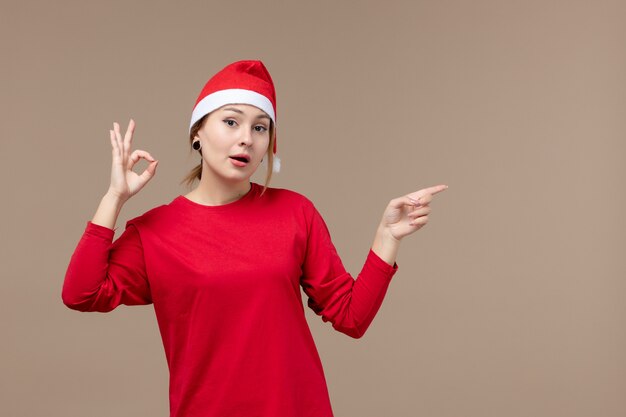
[{"left": 229, "top": 157, "right": 249, "bottom": 167}]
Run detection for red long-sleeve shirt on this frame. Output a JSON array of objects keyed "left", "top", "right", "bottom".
[{"left": 62, "top": 182, "right": 398, "bottom": 417}]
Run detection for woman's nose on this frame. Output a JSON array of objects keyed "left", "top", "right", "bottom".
[{"left": 239, "top": 129, "right": 253, "bottom": 146}]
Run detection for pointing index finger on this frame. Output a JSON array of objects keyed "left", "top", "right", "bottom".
[
  {"left": 407, "top": 184, "right": 448, "bottom": 202},
  {"left": 425, "top": 184, "right": 449, "bottom": 195}
]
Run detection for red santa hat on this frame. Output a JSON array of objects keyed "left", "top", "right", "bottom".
[{"left": 189, "top": 60, "right": 280, "bottom": 172}]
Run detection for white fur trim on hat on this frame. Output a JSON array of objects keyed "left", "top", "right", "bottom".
[{"left": 189, "top": 89, "right": 276, "bottom": 132}]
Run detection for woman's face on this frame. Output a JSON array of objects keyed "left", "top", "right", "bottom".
[{"left": 196, "top": 103, "right": 271, "bottom": 184}]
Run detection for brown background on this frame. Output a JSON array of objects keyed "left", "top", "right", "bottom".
[{"left": 2, "top": 0, "right": 625, "bottom": 416}]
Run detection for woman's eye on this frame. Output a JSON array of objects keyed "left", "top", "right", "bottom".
[
  {"left": 254, "top": 125, "right": 268, "bottom": 132},
  {"left": 224, "top": 119, "right": 236, "bottom": 127}
]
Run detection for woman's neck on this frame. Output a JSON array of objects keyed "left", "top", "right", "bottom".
[{"left": 186, "top": 171, "right": 252, "bottom": 206}]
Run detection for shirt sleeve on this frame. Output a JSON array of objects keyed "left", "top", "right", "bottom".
[
  {"left": 300, "top": 203, "right": 399, "bottom": 339},
  {"left": 61, "top": 220, "right": 152, "bottom": 312}
]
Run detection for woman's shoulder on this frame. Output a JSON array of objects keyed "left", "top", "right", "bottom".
[
  {"left": 261, "top": 184, "right": 316, "bottom": 209},
  {"left": 123, "top": 198, "right": 177, "bottom": 229}
]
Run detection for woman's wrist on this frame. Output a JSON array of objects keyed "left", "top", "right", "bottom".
[
  {"left": 91, "top": 192, "right": 126, "bottom": 230},
  {"left": 371, "top": 223, "right": 400, "bottom": 267}
]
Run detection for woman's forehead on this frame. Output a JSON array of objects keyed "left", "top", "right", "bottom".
[{"left": 217, "top": 103, "right": 269, "bottom": 119}]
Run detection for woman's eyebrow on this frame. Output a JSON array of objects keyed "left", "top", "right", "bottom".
[{"left": 223, "top": 107, "right": 270, "bottom": 120}]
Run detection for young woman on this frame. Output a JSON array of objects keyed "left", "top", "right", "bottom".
[{"left": 62, "top": 60, "right": 448, "bottom": 417}]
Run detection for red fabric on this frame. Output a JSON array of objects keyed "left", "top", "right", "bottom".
[{"left": 62, "top": 182, "right": 398, "bottom": 417}]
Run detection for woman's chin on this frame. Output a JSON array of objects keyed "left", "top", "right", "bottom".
[
  {"left": 205, "top": 160, "right": 260, "bottom": 183},
  {"left": 221, "top": 168, "right": 256, "bottom": 183}
]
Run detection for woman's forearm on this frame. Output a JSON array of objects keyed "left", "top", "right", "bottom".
[
  {"left": 91, "top": 191, "right": 126, "bottom": 230},
  {"left": 371, "top": 223, "right": 400, "bottom": 267}
]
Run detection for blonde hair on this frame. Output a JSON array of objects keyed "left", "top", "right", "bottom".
[{"left": 180, "top": 113, "right": 276, "bottom": 196}]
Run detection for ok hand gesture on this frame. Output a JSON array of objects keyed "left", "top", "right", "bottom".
[{"left": 108, "top": 119, "right": 159, "bottom": 203}]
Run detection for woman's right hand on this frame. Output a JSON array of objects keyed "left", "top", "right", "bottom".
[{"left": 108, "top": 119, "right": 158, "bottom": 203}]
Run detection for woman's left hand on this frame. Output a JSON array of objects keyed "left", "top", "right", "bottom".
[{"left": 380, "top": 184, "right": 448, "bottom": 241}]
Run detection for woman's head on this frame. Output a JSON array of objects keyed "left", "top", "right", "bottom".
[{"left": 181, "top": 60, "right": 279, "bottom": 194}]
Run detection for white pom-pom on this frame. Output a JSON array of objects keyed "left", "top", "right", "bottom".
[
  {"left": 273, "top": 155, "right": 281, "bottom": 173},
  {"left": 259, "top": 154, "right": 281, "bottom": 173}
]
